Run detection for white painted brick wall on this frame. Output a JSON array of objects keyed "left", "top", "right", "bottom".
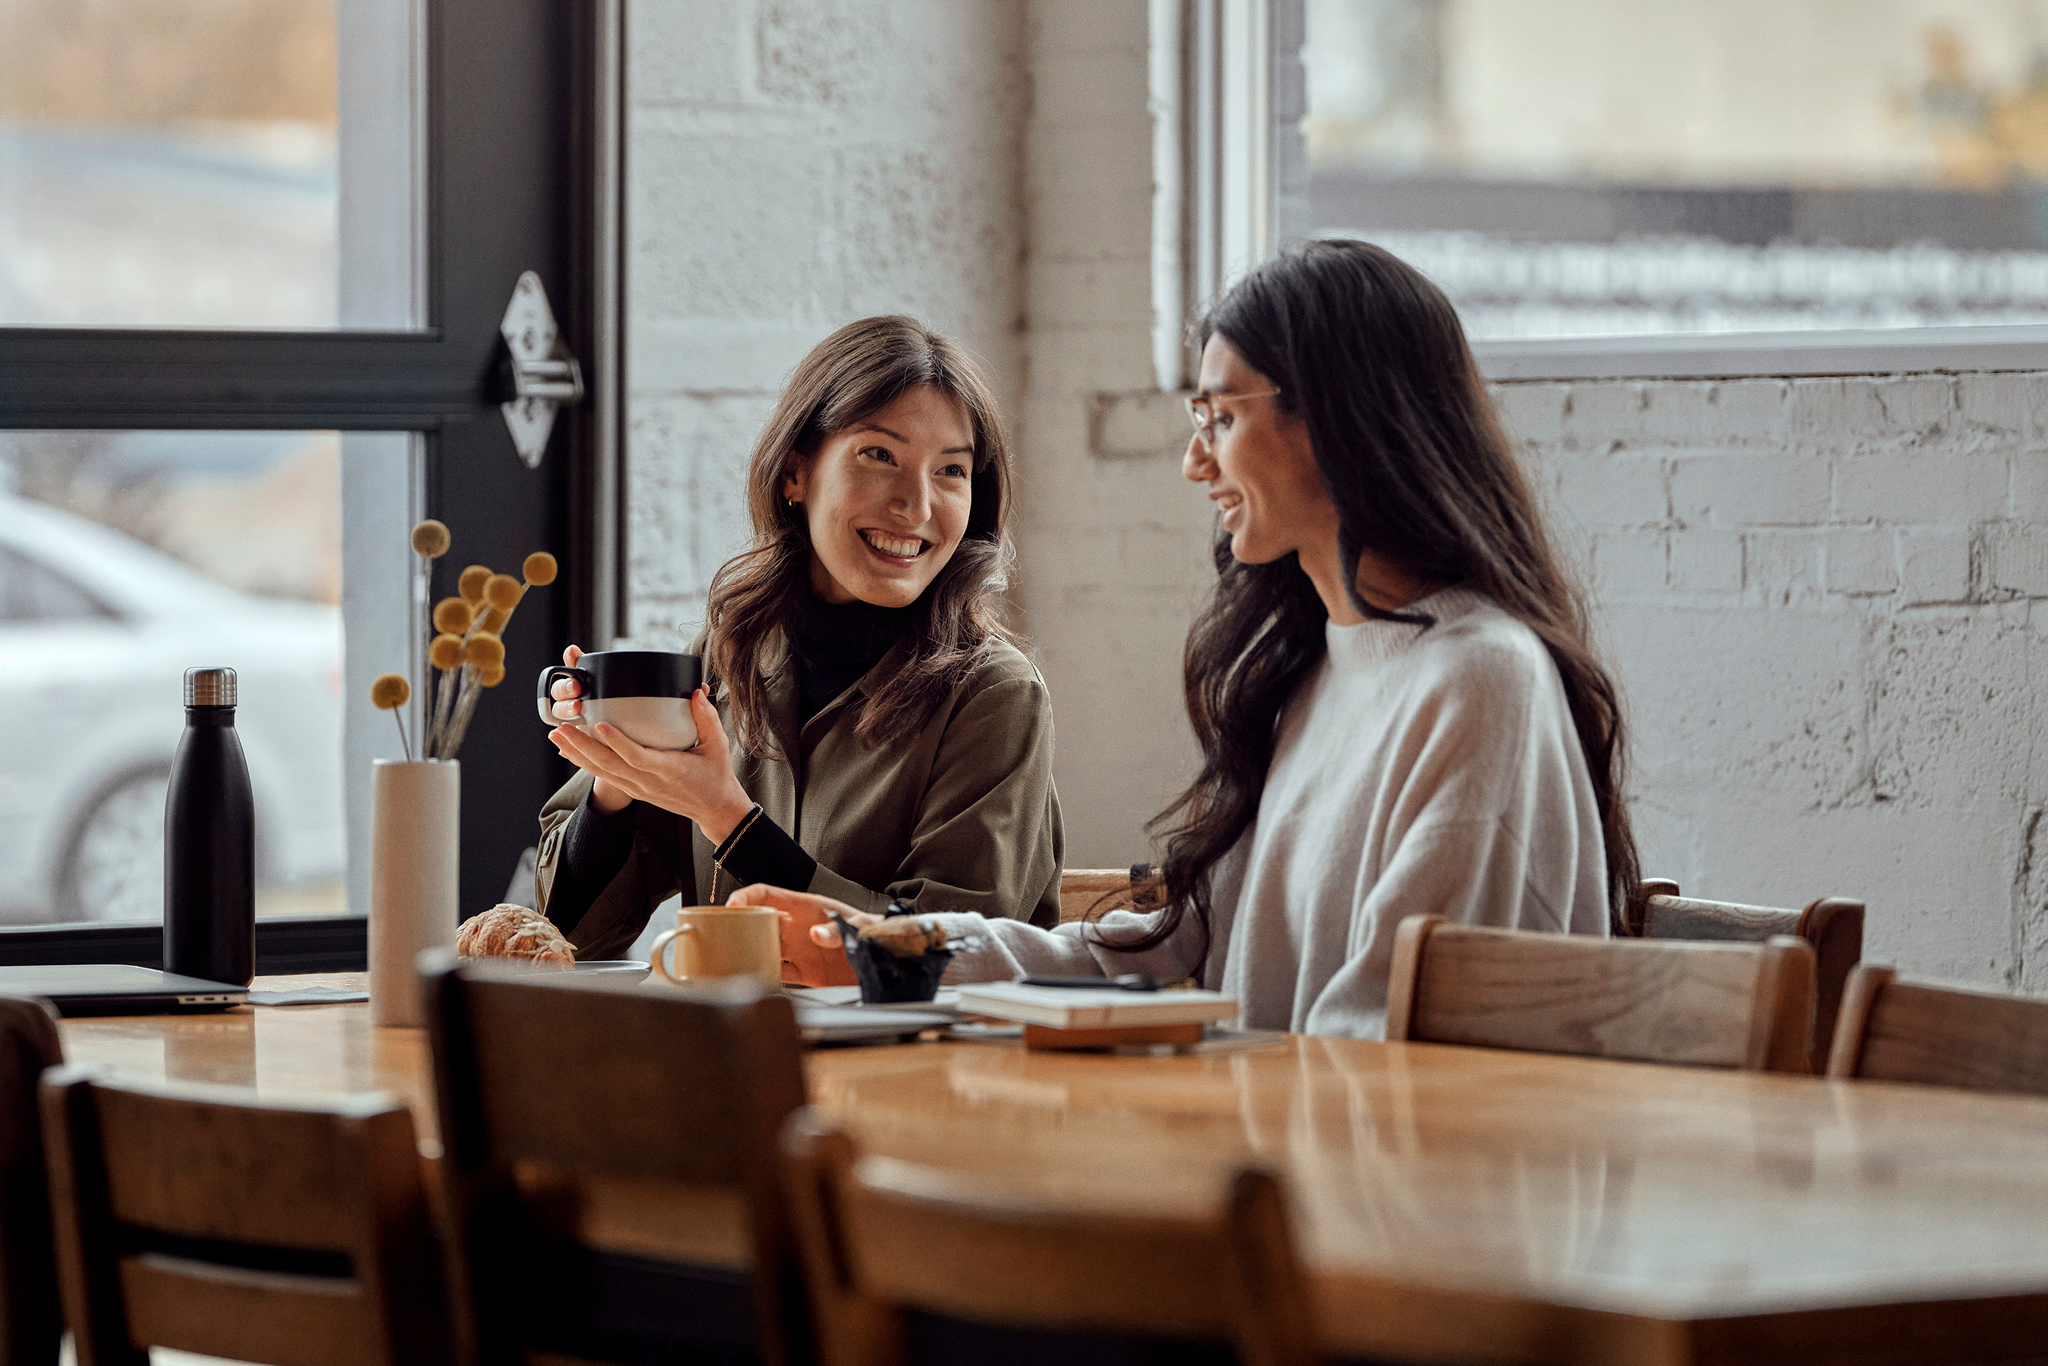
[
  {"left": 1015, "top": 0, "right": 1211, "bottom": 863},
  {"left": 624, "top": 0, "right": 1026, "bottom": 644},
  {"left": 1513, "top": 371, "right": 2048, "bottom": 987}
]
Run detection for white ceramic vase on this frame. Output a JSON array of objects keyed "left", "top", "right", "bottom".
[{"left": 369, "top": 758, "right": 460, "bottom": 1027}]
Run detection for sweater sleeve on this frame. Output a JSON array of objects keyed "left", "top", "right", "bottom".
[
  {"left": 543, "top": 792, "right": 640, "bottom": 934},
  {"left": 713, "top": 810, "right": 817, "bottom": 892},
  {"left": 917, "top": 908, "right": 1209, "bottom": 986},
  {"left": 805, "top": 672, "right": 1063, "bottom": 927},
  {"left": 533, "top": 769, "right": 689, "bottom": 960}
]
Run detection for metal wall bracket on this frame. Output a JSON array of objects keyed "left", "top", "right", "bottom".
[{"left": 497, "top": 271, "right": 585, "bottom": 467}]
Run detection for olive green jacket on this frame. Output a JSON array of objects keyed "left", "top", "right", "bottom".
[{"left": 533, "top": 637, "right": 1064, "bottom": 959}]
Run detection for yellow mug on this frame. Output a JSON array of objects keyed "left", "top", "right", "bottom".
[{"left": 650, "top": 905, "right": 783, "bottom": 987}]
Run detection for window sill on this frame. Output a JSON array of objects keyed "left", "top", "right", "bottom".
[
  {"left": 1476, "top": 324, "right": 2048, "bottom": 383},
  {"left": 0, "top": 916, "right": 367, "bottom": 973}
]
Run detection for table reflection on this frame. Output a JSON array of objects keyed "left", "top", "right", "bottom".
[
  {"left": 62, "top": 996, "right": 2048, "bottom": 1339},
  {"left": 809, "top": 1036, "right": 2048, "bottom": 1318}
]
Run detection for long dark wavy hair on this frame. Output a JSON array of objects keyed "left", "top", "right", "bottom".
[
  {"left": 703, "top": 316, "right": 1016, "bottom": 758},
  {"left": 1135, "top": 240, "right": 1643, "bottom": 942}
]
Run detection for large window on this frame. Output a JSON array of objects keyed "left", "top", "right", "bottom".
[
  {"left": 1305, "top": 0, "right": 2048, "bottom": 343},
  {"left": 0, "top": 0, "right": 608, "bottom": 968}
]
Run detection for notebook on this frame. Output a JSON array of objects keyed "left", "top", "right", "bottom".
[
  {"left": 0, "top": 964, "right": 248, "bottom": 1017},
  {"left": 955, "top": 982, "right": 1238, "bottom": 1030}
]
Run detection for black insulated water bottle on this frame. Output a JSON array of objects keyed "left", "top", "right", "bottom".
[{"left": 165, "top": 665, "right": 256, "bottom": 986}]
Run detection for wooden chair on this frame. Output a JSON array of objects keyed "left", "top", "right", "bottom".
[
  {"left": 1385, "top": 914, "right": 1817, "bottom": 1073},
  {"left": 1058, "top": 863, "right": 1162, "bottom": 925},
  {"left": 425, "top": 959, "right": 809, "bottom": 1366},
  {"left": 1639, "top": 878, "right": 1865, "bottom": 1073},
  {"left": 38, "top": 1066, "right": 446, "bottom": 1366},
  {"left": 1826, "top": 965, "right": 2048, "bottom": 1095},
  {"left": 0, "top": 995, "right": 62, "bottom": 1366},
  {"left": 781, "top": 1110, "right": 1321, "bottom": 1366}
]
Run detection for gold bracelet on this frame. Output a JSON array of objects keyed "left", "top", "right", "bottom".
[{"left": 710, "top": 804, "right": 765, "bottom": 904}]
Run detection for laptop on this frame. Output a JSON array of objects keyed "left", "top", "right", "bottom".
[
  {"left": 791, "top": 1003, "right": 953, "bottom": 1045},
  {"left": 0, "top": 964, "right": 248, "bottom": 1017}
]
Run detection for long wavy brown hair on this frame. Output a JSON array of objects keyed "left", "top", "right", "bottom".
[
  {"left": 703, "top": 315, "right": 1017, "bottom": 758},
  {"left": 1133, "top": 240, "right": 1643, "bottom": 944}
]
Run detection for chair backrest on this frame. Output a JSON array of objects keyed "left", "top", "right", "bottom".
[
  {"left": 38, "top": 1066, "right": 445, "bottom": 1366},
  {"left": 1638, "top": 878, "right": 1865, "bottom": 1073},
  {"left": 1827, "top": 965, "right": 2048, "bottom": 1094},
  {"left": 1385, "top": 915, "right": 1817, "bottom": 1073},
  {"left": 0, "top": 996, "right": 62, "bottom": 1366},
  {"left": 781, "top": 1111, "right": 1322, "bottom": 1366},
  {"left": 425, "top": 960, "right": 810, "bottom": 1366},
  {"left": 1057, "top": 864, "right": 1162, "bottom": 925}
]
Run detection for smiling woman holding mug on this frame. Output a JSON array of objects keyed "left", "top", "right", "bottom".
[{"left": 534, "top": 316, "right": 1064, "bottom": 968}]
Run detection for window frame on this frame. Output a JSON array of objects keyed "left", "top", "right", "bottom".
[
  {"left": 0, "top": 0, "right": 625, "bottom": 971},
  {"left": 1474, "top": 323, "right": 2048, "bottom": 383}
]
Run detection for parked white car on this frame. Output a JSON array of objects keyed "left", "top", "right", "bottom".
[{"left": 0, "top": 495, "right": 343, "bottom": 924}]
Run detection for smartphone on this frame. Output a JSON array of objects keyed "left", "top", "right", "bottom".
[{"left": 1017, "top": 973, "right": 1161, "bottom": 992}]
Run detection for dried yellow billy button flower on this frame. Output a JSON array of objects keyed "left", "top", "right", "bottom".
[
  {"left": 429, "top": 633, "right": 465, "bottom": 670},
  {"left": 409, "top": 519, "right": 451, "bottom": 558},
  {"left": 431, "top": 597, "right": 472, "bottom": 635},
  {"left": 371, "top": 671, "right": 415, "bottom": 760},
  {"left": 464, "top": 632, "right": 505, "bottom": 670},
  {"left": 522, "top": 552, "right": 558, "bottom": 586},
  {"left": 480, "top": 663, "right": 507, "bottom": 687},
  {"left": 484, "top": 574, "right": 523, "bottom": 610},
  {"left": 458, "top": 564, "right": 493, "bottom": 603}
]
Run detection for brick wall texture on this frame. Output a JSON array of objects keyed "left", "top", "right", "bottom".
[
  {"left": 1503, "top": 373, "right": 2048, "bottom": 988},
  {"left": 623, "top": 0, "right": 1025, "bottom": 643}
]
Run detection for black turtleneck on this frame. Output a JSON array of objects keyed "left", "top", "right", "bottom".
[
  {"left": 787, "top": 592, "right": 906, "bottom": 724},
  {"left": 545, "top": 596, "right": 910, "bottom": 934}
]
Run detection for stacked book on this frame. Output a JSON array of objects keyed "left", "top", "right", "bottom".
[{"left": 956, "top": 981, "right": 1239, "bottom": 1050}]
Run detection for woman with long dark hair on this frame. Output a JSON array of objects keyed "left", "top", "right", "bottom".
[
  {"left": 533, "top": 316, "right": 1064, "bottom": 967},
  {"left": 749, "top": 242, "right": 1635, "bottom": 1037}
]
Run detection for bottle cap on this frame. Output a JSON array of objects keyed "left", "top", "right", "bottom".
[{"left": 184, "top": 666, "right": 237, "bottom": 707}]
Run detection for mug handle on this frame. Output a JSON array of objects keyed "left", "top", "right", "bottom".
[
  {"left": 537, "top": 665, "right": 594, "bottom": 728},
  {"left": 650, "top": 924, "right": 695, "bottom": 985}
]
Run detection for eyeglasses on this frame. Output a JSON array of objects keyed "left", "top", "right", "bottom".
[{"left": 1184, "top": 388, "right": 1282, "bottom": 450}]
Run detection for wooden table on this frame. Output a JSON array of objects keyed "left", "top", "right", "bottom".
[{"left": 58, "top": 975, "right": 2048, "bottom": 1366}]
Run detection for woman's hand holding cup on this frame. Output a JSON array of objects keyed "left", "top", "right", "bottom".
[
  {"left": 725, "top": 884, "right": 866, "bottom": 987},
  {"left": 546, "top": 643, "right": 754, "bottom": 841},
  {"left": 547, "top": 645, "right": 630, "bottom": 814}
]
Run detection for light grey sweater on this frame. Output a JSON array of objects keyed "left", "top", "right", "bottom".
[{"left": 927, "top": 588, "right": 1612, "bottom": 1039}]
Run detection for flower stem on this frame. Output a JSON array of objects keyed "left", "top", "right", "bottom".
[
  {"left": 430, "top": 665, "right": 458, "bottom": 758},
  {"left": 446, "top": 666, "right": 485, "bottom": 757}
]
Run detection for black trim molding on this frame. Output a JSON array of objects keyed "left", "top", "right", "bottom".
[
  {"left": 0, "top": 917, "right": 368, "bottom": 975},
  {"left": 0, "top": 331, "right": 487, "bottom": 429}
]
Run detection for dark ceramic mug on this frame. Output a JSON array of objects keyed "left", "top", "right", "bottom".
[{"left": 536, "top": 650, "right": 703, "bottom": 750}]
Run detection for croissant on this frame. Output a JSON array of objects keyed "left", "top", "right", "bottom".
[{"left": 456, "top": 903, "right": 575, "bottom": 968}]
